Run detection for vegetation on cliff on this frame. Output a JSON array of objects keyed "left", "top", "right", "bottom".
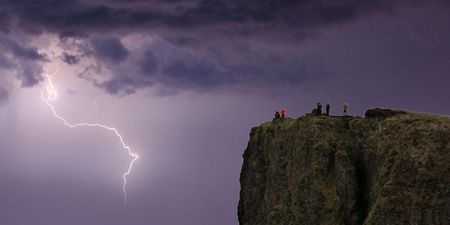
[{"left": 238, "top": 108, "right": 450, "bottom": 225}]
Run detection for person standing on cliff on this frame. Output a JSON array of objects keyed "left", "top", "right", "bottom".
[
  {"left": 326, "top": 104, "right": 330, "bottom": 116},
  {"left": 273, "top": 111, "right": 281, "bottom": 122},
  {"left": 343, "top": 103, "right": 349, "bottom": 116},
  {"left": 280, "top": 108, "right": 286, "bottom": 118},
  {"left": 317, "top": 102, "right": 322, "bottom": 115}
]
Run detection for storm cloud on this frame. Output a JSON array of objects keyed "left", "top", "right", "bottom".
[
  {"left": 90, "top": 36, "right": 129, "bottom": 63},
  {"left": 61, "top": 53, "right": 81, "bottom": 65},
  {"left": 0, "top": 0, "right": 448, "bottom": 95},
  {"left": 0, "top": 0, "right": 387, "bottom": 33},
  {"left": 0, "top": 35, "right": 45, "bottom": 88}
]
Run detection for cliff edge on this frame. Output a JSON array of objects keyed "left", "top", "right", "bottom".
[{"left": 238, "top": 108, "right": 450, "bottom": 225}]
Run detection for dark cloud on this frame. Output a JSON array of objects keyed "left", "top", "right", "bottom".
[
  {"left": 139, "top": 51, "right": 158, "bottom": 75},
  {"left": 16, "top": 63, "right": 43, "bottom": 87},
  {"left": 59, "top": 30, "right": 88, "bottom": 39},
  {"left": 61, "top": 53, "right": 81, "bottom": 65},
  {"left": 1, "top": 0, "right": 448, "bottom": 95},
  {"left": 0, "top": 0, "right": 428, "bottom": 36},
  {"left": 0, "top": 53, "right": 12, "bottom": 69},
  {"left": 0, "top": 11, "right": 11, "bottom": 33},
  {"left": 95, "top": 76, "right": 152, "bottom": 96},
  {"left": 0, "top": 35, "right": 45, "bottom": 87},
  {"left": 161, "top": 59, "right": 222, "bottom": 88},
  {"left": 0, "top": 36, "right": 45, "bottom": 61},
  {"left": 91, "top": 42, "right": 325, "bottom": 96},
  {"left": 90, "top": 36, "right": 129, "bottom": 63},
  {"left": 164, "top": 36, "right": 199, "bottom": 47}
]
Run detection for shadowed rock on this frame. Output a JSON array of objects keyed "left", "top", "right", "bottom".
[{"left": 238, "top": 108, "right": 450, "bottom": 225}]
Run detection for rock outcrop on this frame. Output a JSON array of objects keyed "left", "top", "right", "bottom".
[{"left": 238, "top": 108, "right": 450, "bottom": 225}]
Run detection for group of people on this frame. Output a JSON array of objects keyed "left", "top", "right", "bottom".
[
  {"left": 272, "top": 103, "right": 350, "bottom": 122},
  {"left": 272, "top": 107, "right": 286, "bottom": 122},
  {"left": 313, "top": 102, "right": 349, "bottom": 116},
  {"left": 313, "top": 103, "right": 331, "bottom": 116}
]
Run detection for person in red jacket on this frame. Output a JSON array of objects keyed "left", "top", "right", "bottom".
[{"left": 280, "top": 107, "right": 286, "bottom": 118}]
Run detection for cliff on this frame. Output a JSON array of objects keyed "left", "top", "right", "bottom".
[{"left": 238, "top": 108, "right": 450, "bottom": 225}]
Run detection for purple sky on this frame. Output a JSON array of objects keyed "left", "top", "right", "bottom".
[{"left": 0, "top": 1, "right": 449, "bottom": 225}]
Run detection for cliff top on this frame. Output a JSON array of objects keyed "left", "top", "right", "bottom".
[
  {"left": 257, "top": 108, "right": 449, "bottom": 129},
  {"left": 239, "top": 107, "right": 450, "bottom": 225}
]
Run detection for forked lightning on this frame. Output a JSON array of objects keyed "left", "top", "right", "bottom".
[{"left": 40, "top": 72, "right": 139, "bottom": 209}]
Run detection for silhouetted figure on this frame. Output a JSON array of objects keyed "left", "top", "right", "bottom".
[
  {"left": 326, "top": 104, "right": 330, "bottom": 116},
  {"left": 273, "top": 111, "right": 281, "bottom": 122},
  {"left": 343, "top": 103, "right": 349, "bottom": 116},
  {"left": 317, "top": 102, "right": 322, "bottom": 115},
  {"left": 280, "top": 108, "right": 286, "bottom": 118}
]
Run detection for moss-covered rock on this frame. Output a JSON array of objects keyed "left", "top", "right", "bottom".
[
  {"left": 364, "top": 108, "right": 407, "bottom": 119},
  {"left": 238, "top": 109, "right": 450, "bottom": 225}
]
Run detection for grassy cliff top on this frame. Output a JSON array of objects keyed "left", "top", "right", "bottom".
[
  {"left": 258, "top": 108, "right": 449, "bottom": 129},
  {"left": 239, "top": 108, "right": 450, "bottom": 225}
]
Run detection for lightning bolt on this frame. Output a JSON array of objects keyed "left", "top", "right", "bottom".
[{"left": 40, "top": 72, "right": 139, "bottom": 209}]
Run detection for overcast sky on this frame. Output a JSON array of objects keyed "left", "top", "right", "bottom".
[{"left": 0, "top": 1, "right": 449, "bottom": 225}]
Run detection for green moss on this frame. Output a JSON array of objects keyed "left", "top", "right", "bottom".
[
  {"left": 239, "top": 108, "right": 450, "bottom": 225},
  {"left": 365, "top": 108, "right": 408, "bottom": 118}
]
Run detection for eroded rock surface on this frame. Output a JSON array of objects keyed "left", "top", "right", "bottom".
[{"left": 238, "top": 109, "right": 450, "bottom": 225}]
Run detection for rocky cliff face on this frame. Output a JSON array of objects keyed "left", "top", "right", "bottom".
[{"left": 238, "top": 108, "right": 450, "bottom": 225}]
